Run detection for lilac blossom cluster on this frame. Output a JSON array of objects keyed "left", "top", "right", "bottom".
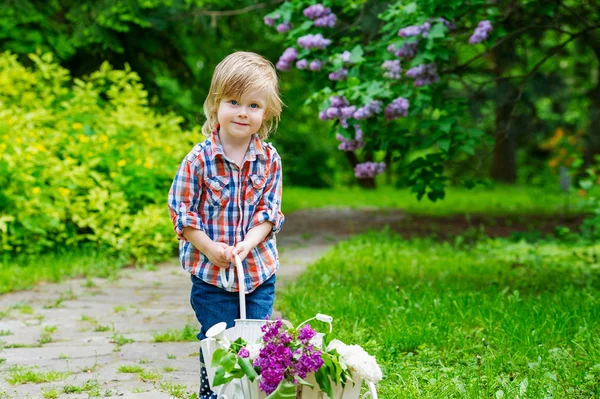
[
  {"left": 319, "top": 97, "right": 383, "bottom": 127},
  {"left": 263, "top": 15, "right": 279, "bottom": 26},
  {"left": 329, "top": 68, "right": 348, "bottom": 81},
  {"left": 276, "top": 21, "right": 293, "bottom": 33},
  {"left": 353, "top": 100, "right": 383, "bottom": 120},
  {"left": 405, "top": 63, "right": 440, "bottom": 87},
  {"left": 355, "top": 162, "right": 386, "bottom": 179},
  {"left": 469, "top": 20, "right": 492, "bottom": 44},
  {"left": 388, "top": 41, "right": 418, "bottom": 60},
  {"left": 336, "top": 125, "right": 364, "bottom": 152},
  {"left": 252, "top": 319, "right": 323, "bottom": 394},
  {"left": 295, "top": 59, "right": 323, "bottom": 71},
  {"left": 398, "top": 21, "right": 431, "bottom": 38},
  {"left": 298, "top": 33, "right": 332, "bottom": 49},
  {"left": 382, "top": 60, "right": 401, "bottom": 79},
  {"left": 398, "top": 17, "right": 456, "bottom": 38},
  {"left": 276, "top": 48, "right": 298, "bottom": 71},
  {"left": 384, "top": 97, "right": 409, "bottom": 120},
  {"left": 303, "top": 4, "right": 337, "bottom": 28}
]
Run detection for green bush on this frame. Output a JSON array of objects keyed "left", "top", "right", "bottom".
[{"left": 0, "top": 51, "right": 197, "bottom": 262}]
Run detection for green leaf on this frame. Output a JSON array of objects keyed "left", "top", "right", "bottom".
[
  {"left": 315, "top": 367, "right": 334, "bottom": 399},
  {"left": 265, "top": 380, "right": 297, "bottom": 399},
  {"left": 349, "top": 45, "right": 364, "bottom": 63},
  {"left": 211, "top": 348, "right": 227, "bottom": 367},
  {"left": 428, "top": 23, "right": 446, "bottom": 39},
  {"left": 296, "top": 376, "right": 314, "bottom": 388},
  {"left": 580, "top": 180, "right": 593, "bottom": 190},
  {"left": 437, "top": 139, "right": 450, "bottom": 152},
  {"left": 220, "top": 353, "right": 237, "bottom": 372},
  {"left": 404, "top": 2, "right": 417, "bottom": 14},
  {"left": 212, "top": 367, "right": 229, "bottom": 387},
  {"left": 237, "top": 357, "right": 258, "bottom": 382},
  {"left": 439, "top": 119, "right": 453, "bottom": 133}
]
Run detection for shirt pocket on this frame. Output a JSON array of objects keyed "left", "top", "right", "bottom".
[
  {"left": 245, "top": 174, "right": 267, "bottom": 206},
  {"left": 204, "top": 175, "right": 231, "bottom": 207}
]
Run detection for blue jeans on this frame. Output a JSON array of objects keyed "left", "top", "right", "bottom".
[{"left": 190, "top": 273, "right": 276, "bottom": 398}]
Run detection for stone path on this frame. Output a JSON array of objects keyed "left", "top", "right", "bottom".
[{"left": 0, "top": 208, "right": 403, "bottom": 398}]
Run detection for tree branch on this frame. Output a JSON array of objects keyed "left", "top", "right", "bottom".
[{"left": 171, "top": 0, "right": 285, "bottom": 26}]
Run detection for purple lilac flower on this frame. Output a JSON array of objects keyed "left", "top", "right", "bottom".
[
  {"left": 314, "top": 13, "right": 337, "bottom": 28},
  {"left": 276, "top": 21, "right": 293, "bottom": 33},
  {"left": 264, "top": 15, "right": 279, "bottom": 26},
  {"left": 329, "top": 68, "right": 348, "bottom": 81},
  {"left": 298, "top": 325, "right": 317, "bottom": 342},
  {"left": 340, "top": 51, "right": 351, "bottom": 63},
  {"left": 353, "top": 100, "right": 383, "bottom": 120},
  {"left": 296, "top": 59, "right": 308, "bottom": 70},
  {"left": 325, "top": 107, "right": 341, "bottom": 119},
  {"left": 398, "top": 21, "right": 431, "bottom": 38},
  {"left": 388, "top": 41, "right": 418, "bottom": 59},
  {"left": 298, "top": 33, "right": 332, "bottom": 49},
  {"left": 319, "top": 111, "right": 328, "bottom": 120},
  {"left": 336, "top": 125, "right": 364, "bottom": 151},
  {"left": 292, "top": 344, "right": 324, "bottom": 379},
  {"left": 303, "top": 4, "right": 329, "bottom": 19},
  {"left": 276, "top": 47, "right": 298, "bottom": 71},
  {"left": 340, "top": 105, "right": 356, "bottom": 118},
  {"left": 382, "top": 60, "right": 401, "bottom": 79},
  {"left": 355, "top": 162, "right": 386, "bottom": 179},
  {"left": 330, "top": 96, "right": 349, "bottom": 108},
  {"left": 309, "top": 60, "right": 323, "bottom": 71},
  {"left": 385, "top": 97, "right": 409, "bottom": 120},
  {"left": 253, "top": 319, "right": 323, "bottom": 395},
  {"left": 405, "top": 63, "right": 439, "bottom": 87},
  {"left": 469, "top": 20, "right": 493, "bottom": 44},
  {"left": 238, "top": 347, "right": 250, "bottom": 358}
]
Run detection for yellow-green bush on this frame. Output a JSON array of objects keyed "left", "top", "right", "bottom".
[{"left": 0, "top": 51, "right": 199, "bottom": 262}]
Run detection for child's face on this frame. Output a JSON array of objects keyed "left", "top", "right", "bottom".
[{"left": 217, "top": 89, "right": 267, "bottom": 143}]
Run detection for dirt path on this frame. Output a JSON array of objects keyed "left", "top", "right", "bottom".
[{"left": 0, "top": 208, "right": 576, "bottom": 398}]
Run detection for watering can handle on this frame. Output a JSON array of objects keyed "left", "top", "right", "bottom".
[{"left": 217, "top": 255, "right": 247, "bottom": 319}]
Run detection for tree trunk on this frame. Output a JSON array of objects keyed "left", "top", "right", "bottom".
[
  {"left": 490, "top": 42, "right": 519, "bottom": 184},
  {"left": 585, "top": 36, "right": 600, "bottom": 166}
]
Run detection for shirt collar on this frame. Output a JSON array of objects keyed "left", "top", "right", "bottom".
[{"left": 210, "top": 124, "right": 267, "bottom": 162}]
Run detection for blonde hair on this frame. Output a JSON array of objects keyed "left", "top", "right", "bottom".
[{"left": 202, "top": 52, "right": 283, "bottom": 139}]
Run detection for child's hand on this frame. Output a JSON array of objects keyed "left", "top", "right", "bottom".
[
  {"left": 231, "top": 241, "right": 253, "bottom": 263},
  {"left": 207, "top": 242, "right": 233, "bottom": 268}
]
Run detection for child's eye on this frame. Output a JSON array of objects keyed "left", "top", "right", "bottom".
[
  {"left": 229, "top": 100, "right": 238, "bottom": 105},
  {"left": 250, "top": 103, "right": 259, "bottom": 109}
]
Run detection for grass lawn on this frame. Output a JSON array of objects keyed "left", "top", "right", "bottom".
[
  {"left": 0, "top": 249, "right": 127, "bottom": 295},
  {"left": 276, "top": 231, "right": 600, "bottom": 398},
  {"left": 283, "top": 184, "right": 588, "bottom": 215}
]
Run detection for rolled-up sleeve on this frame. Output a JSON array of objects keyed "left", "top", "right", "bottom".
[
  {"left": 249, "top": 154, "right": 284, "bottom": 235},
  {"left": 168, "top": 157, "right": 204, "bottom": 241}
]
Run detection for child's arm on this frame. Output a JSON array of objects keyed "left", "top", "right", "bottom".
[
  {"left": 183, "top": 227, "right": 231, "bottom": 268},
  {"left": 231, "top": 222, "right": 273, "bottom": 261},
  {"left": 168, "top": 157, "right": 232, "bottom": 268}
]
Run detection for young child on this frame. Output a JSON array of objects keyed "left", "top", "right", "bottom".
[{"left": 167, "top": 51, "right": 285, "bottom": 398}]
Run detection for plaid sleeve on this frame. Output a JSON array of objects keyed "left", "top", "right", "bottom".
[
  {"left": 249, "top": 153, "right": 284, "bottom": 235},
  {"left": 168, "top": 157, "right": 204, "bottom": 241}
]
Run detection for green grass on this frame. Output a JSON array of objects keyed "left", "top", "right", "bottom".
[
  {"left": 152, "top": 324, "right": 197, "bottom": 342},
  {"left": 6, "top": 366, "right": 70, "bottom": 385},
  {"left": 276, "top": 231, "right": 600, "bottom": 398},
  {"left": 0, "top": 247, "right": 127, "bottom": 295},
  {"left": 283, "top": 185, "right": 589, "bottom": 215}
]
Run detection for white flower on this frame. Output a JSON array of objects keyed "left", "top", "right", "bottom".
[
  {"left": 246, "top": 343, "right": 261, "bottom": 362},
  {"left": 327, "top": 340, "right": 383, "bottom": 383}
]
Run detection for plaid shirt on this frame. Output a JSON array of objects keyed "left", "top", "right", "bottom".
[{"left": 168, "top": 130, "right": 284, "bottom": 293}]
